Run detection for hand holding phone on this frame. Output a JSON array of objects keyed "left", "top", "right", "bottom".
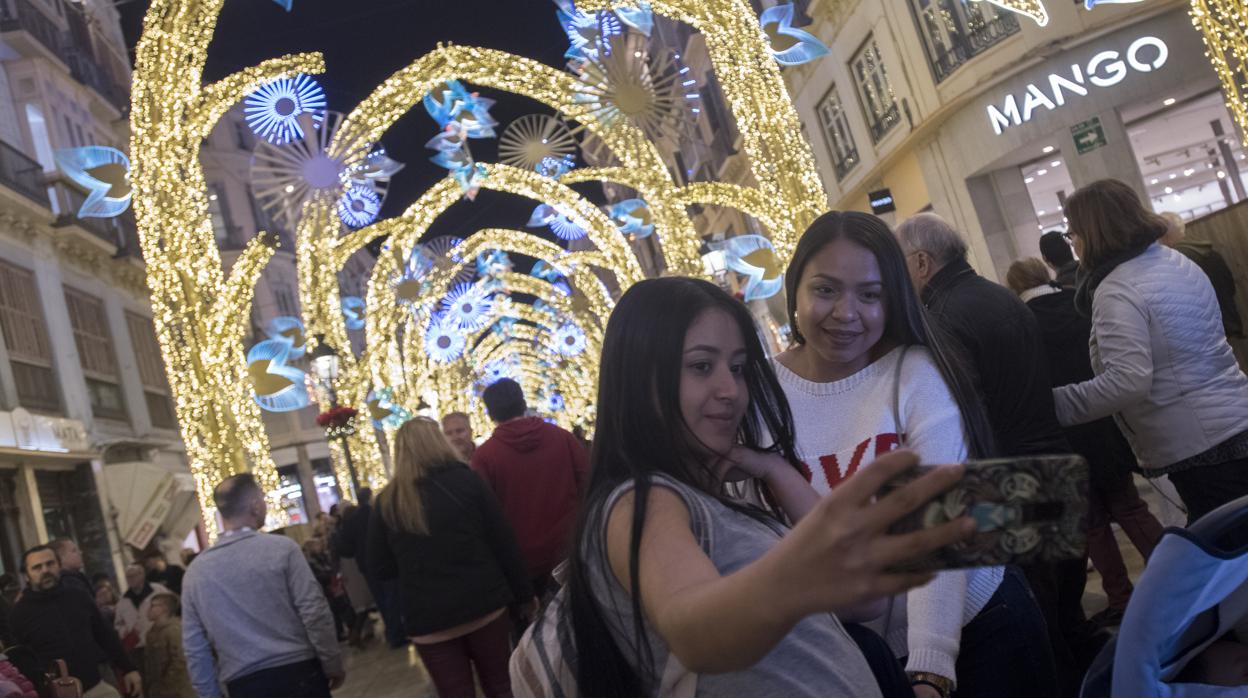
[{"left": 882, "top": 455, "right": 1089, "bottom": 572}]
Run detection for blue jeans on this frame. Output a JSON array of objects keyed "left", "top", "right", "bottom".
[
  {"left": 954, "top": 567, "right": 1059, "bottom": 698},
  {"left": 367, "top": 576, "right": 406, "bottom": 647}
]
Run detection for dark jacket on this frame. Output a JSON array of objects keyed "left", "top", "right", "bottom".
[
  {"left": 148, "top": 565, "right": 185, "bottom": 596},
  {"left": 334, "top": 501, "right": 371, "bottom": 572},
  {"left": 922, "top": 259, "right": 1069, "bottom": 456},
  {"left": 367, "top": 462, "right": 532, "bottom": 636},
  {"left": 0, "top": 594, "right": 12, "bottom": 649},
  {"left": 470, "top": 417, "right": 588, "bottom": 580},
  {"left": 1054, "top": 261, "right": 1079, "bottom": 290},
  {"left": 59, "top": 570, "right": 92, "bottom": 599},
  {"left": 1172, "top": 240, "right": 1242, "bottom": 338},
  {"left": 10, "top": 583, "right": 134, "bottom": 690},
  {"left": 1025, "top": 286, "right": 1139, "bottom": 487}
]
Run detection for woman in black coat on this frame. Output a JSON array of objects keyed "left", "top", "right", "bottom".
[
  {"left": 1007, "top": 258, "right": 1164, "bottom": 627},
  {"left": 368, "top": 416, "right": 533, "bottom": 698}
]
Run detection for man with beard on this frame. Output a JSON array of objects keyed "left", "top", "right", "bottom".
[{"left": 11, "top": 546, "right": 140, "bottom": 697}]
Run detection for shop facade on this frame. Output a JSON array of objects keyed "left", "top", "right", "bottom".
[{"left": 786, "top": 0, "right": 1241, "bottom": 280}]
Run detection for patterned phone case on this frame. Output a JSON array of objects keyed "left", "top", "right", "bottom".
[{"left": 883, "top": 455, "right": 1089, "bottom": 572}]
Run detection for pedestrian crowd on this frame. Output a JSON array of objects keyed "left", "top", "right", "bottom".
[{"left": 3, "top": 176, "right": 1248, "bottom": 697}]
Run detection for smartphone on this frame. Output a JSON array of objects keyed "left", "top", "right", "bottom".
[{"left": 883, "top": 455, "right": 1089, "bottom": 572}]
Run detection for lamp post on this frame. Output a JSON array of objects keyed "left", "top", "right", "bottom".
[
  {"left": 309, "top": 336, "right": 362, "bottom": 499},
  {"left": 700, "top": 243, "right": 729, "bottom": 290}
]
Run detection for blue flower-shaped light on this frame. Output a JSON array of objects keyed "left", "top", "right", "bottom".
[
  {"left": 53, "top": 146, "right": 132, "bottom": 219},
  {"left": 536, "top": 154, "right": 576, "bottom": 179},
  {"left": 545, "top": 392, "right": 566, "bottom": 413},
  {"left": 442, "top": 283, "right": 493, "bottom": 331},
  {"left": 608, "top": 198, "right": 654, "bottom": 239},
  {"left": 548, "top": 213, "right": 587, "bottom": 241},
  {"left": 244, "top": 74, "right": 327, "bottom": 144},
  {"left": 337, "top": 185, "right": 381, "bottom": 228},
  {"left": 723, "top": 235, "right": 784, "bottom": 302},
  {"left": 423, "top": 80, "right": 498, "bottom": 138},
  {"left": 615, "top": 3, "right": 653, "bottom": 36},
  {"left": 554, "top": 322, "right": 587, "bottom": 356},
  {"left": 342, "top": 296, "right": 366, "bottom": 331},
  {"left": 481, "top": 358, "right": 514, "bottom": 385},
  {"left": 758, "top": 4, "right": 830, "bottom": 66},
  {"left": 425, "top": 315, "right": 466, "bottom": 363},
  {"left": 491, "top": 316, "right": 517, "bottom": 338},
  {"left": 531, "top": 261, "right": 571, "bottom": 295},
  {"left": 558, "top": 2, "right": 624, "bottom": 59}
]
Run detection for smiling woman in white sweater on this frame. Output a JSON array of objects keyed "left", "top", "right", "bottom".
[{"left": 774, "top": 211, "right": 1055, "bottom": 698}]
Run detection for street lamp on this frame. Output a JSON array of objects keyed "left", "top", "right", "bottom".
[
  {"left": 700, "top": 243, "right": 729, "bottom": 289},
  {"left": 309, "top": 336, "right": 362, "bottom": 499}
]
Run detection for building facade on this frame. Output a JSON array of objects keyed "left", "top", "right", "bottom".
[
  {"left": 0, "top": 0, "right": 200, "bottom": 583},
  {"left": 783, "top": 0, "right": 1244, "bottom": 279}
]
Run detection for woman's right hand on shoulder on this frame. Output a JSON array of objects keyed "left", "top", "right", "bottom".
[{"left": 762, "top": 449, "right": 972, "bottom": 621}]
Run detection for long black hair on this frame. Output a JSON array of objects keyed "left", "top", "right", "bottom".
[
  {"left": 564, "top": 277, "right": 802, "bottom": 697},
  {"left": 784, "top": 210, "right": 995, "bottom": 459}
]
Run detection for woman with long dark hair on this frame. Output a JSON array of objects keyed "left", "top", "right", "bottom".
[
  {"left": 562, "top": 276, "right": 976, "bottom": 697},
  {"left": 773, "top": 211, "right": 1053, "bottom": 698},
  {"left": 368, "top": 417, "right": 533, "bottom": 697},
  {"left": 1056, "top": 179, "right": 1248, "bottom": 523}
]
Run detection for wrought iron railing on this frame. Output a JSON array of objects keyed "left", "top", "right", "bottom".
[
  {"left": 867, "top": 104, "right": 901, "bottom": 143},
  {"left": 833, "top": 147, "right": 859, "bottom": 181},
  {"left": 927, "top": 13, "right": 1021, "bottom": 84},
  {"left": 0, "top": 0, "right": 64, "bottom": 58},
  {"left": 0, "top": 140, "right": 46, "bottom": 206}
]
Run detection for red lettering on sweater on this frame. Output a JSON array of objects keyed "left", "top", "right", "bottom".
[{"left": 812, "top": 433, "right": 901, "bottom": 489}]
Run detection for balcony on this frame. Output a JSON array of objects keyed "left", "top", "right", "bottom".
[
  {"left": 50, "top": 180, "right": 135, "bottom": 250},
  {"left": 0, "top": 0, "right": 65, "bottom": 60},
  {"left": 922, "top": 12, "right": 1021, "bottom": 84},
  {"left": 0, "top": 139, "right": 46, "bottom": 206},
  {"left": 64, "top": 47, "right": 128, "bottom": 112},
  {"left": 867, "top": 104, "right": 902, "bottom": 143}
]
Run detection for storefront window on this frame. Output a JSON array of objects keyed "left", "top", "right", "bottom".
[
  {"left": 1021, "top": 152, "right": 1076, "bottom": 235},
  {"left": 37, "top": 465, "right": 111, "bottom": 580},
  {"left": 1126, "top": 91, "right": 1247, "bottom": 220},
  {"left": 816, "top": 85, "right": 859, "bottom": 181},
  {"left": 275, "top": 464, "right": 307, "bottom": 525},
  {"left": 909, "top": 0, "right": 1020, "bottom": 83},
  {"left": 851, "top": 37, "right": 902, "bottom": 143},
  {"left": 312, "top": 457, "right": 341, "bottom": 514}
]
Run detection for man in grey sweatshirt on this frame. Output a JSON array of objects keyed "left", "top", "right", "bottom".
[{"left": 182, "top": 473, "right": 345, "bottom": 698}]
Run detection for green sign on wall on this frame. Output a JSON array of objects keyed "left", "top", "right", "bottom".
[{"left": 1072, "top": 117, "right": 1108, "bottom": 155}]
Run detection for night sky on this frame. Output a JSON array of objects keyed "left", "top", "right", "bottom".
[{"left": 119, "top": 0, "right": 605, "bottom": 251}]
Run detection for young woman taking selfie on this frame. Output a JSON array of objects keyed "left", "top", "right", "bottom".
[{"left": 560, "top": 276, "right": 977, "bottom": 697}]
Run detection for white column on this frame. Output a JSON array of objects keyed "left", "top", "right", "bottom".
[{"left": 1061, "top": 107, "right": 1150, "bottom": 206}]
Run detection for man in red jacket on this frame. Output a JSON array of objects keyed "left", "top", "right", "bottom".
[{"left": 471, "top": 379, "right": 588, "bottom": 596}]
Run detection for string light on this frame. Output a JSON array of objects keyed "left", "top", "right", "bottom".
[{"left": 1191, "top": 0, "right": 1248, "bottom": 142}]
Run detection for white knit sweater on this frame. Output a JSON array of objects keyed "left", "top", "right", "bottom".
[{"left": 774, "top": 346, "right": 1003, "bottom": 685}]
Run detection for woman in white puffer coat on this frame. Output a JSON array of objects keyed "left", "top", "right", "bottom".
[{"left": 1054, "top": 178, "right": 1248, "bottom": 524}]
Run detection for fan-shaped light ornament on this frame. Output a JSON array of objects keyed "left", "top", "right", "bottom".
[
  {"left": 442, "top": 283, "right": 494, "bottom": 331},
  {"left": 614, "top": 3, "right": 653, "bottom": 36},
  {"left": 556, "top": 0, "right": 624, "bottom": 60},
  {"left": 759, "top": 3, "right": 830, "bottom": 66},
  {"left": 537, "top": 154, "right": 576, "bottom": 179},
  {"left": 53, "top": 147, "right": 132, "bottom": 218},
  {"left": 367, "top": 387, "right": 412, "bottom": 430},
  {"left": 527, "top": 204, "right": 586, "bottom": 241},
  {"left": 244, "top": 74, "right": 327, "bottom": 145},
  {"left": 263, "top": 316, "right": 307, "bottom": 358},
  {"left": 498, "top": 115, "right": 578, "bottom": 172},
  {"left": 341, "top": 296, "right": 366, "bottom": 331},
  {"left": 481, "top": 358, "right": 515, "bottom": 385},
  {"left": 423, "top": 80, "right": 498, "bottom": 138},
  {"left": 974, "top": 0, "right": 1049, "bottom": 25},
  {"left": 723, "top": 235, "right": 784, "bottom": 302},
  {"left": 554, "top": 322, "right": 587, "bottom": 356},
  {"left": 608, "top": 198, "right": 654, "bottom": 239},
  {"left": 246, "top": 337, "right": 310, "bottom": 412},
  {"left": 251, "top": 111, "right": 395, "bottom": 230},
  {"left": 337, "top": 184, "right": 381, "bottom": 228},
  {"left": 566, "top": 32, "right": 699, "bottom": 141},
  {"left": 425, "top": 315, "right": 466, "bottom": 364}
]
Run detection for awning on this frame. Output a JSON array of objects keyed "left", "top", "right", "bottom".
[{"left": 104, "top": 462, "right": 199, "bottom": 550}]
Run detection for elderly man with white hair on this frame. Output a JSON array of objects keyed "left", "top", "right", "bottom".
[{"left": 895, "top": 212, "right": 1105, "bottom": 698}]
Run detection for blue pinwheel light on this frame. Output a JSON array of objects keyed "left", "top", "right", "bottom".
[
  {"left": 477, "top": 250, "right": 513, "bottom": 278},
  {"left": 53, "top": 147, "right": 132, "bottom": 219},
  {"left": 263, "top": 316, "right": 307, "bottom": 358},
  {"left": 452, "top": 162, "right": 488, "bottom": 200},
  {"left": 553, "top": 322, "right": 587, "bottom": 356},
  {"left": 244, "top": 74, "right": 327, "bottom": 144},
  {"left": 442, "top": 283, "right": 493, "bottom": 331},
  {"left": 548, "top": 213, "right": 587, "bottom": 241},
  {"left": 557, "top": 1, "right": 624, "bottom": 59},
  {"left": 723, "top": 235, "right": 784, "bottom": 302},
  {"left": 337, "top": 185, "right": 381, "bottom": 228},
  {"left": 423, "top": 80, "right": 498, "bottom": 138},
  {"left": 615, "top": 3, "right": 653, "bottom": 36},
  {"left": 536, "top": 154, "right": 576, "bottom": 179},
  {"left": 758, "top": 4, "right": 830, "bottom": 66},
  {"left": 608, "top": 198, "right": 654, "bottom": 239},
  {"left": 367, "top": 387, "right": 412, "bottom": 430},
  {"left": 342, "top": 296, "right": 366, "bottom": 331},
  {"left": 246, "top": 338, "right": 310, "bottom": 412},
  {"left": 481, "top": 358, "right": 514, "bottom": 385},
  {"left": 528, "top": 204, "right": 558, "bottom": 228},
  {"left": 425, "top": 315, "right": 466, "bottom": 363}
]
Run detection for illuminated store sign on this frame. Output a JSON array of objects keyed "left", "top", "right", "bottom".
[{"left": 988, "top": 36, "right": 1168, "bottom": 135}]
